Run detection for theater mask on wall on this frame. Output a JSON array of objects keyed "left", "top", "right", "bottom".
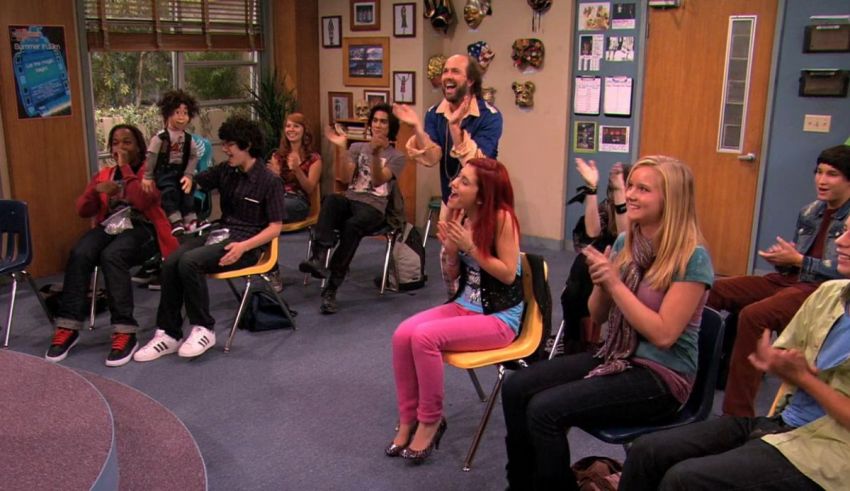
[
  {"left": 427, "top": 55, "right": 447, "bottom": 88},
  {"left": 463, "top": 0, "right": 492, "bottom": 29},
  {"left": 511, "top": 38, "right": 545, "bottom": 70},
  {"left": 424, "top": 0, "right": 455, "bottom": 33},
  {"left": 467, "top": 41, "right": 495, "bottom": 71},
  {"left": 512, "top": 81, "right": 535, "bottom": 108}
]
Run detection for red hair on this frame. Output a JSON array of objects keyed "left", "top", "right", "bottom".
[
  {"left": 468, "top": 158, "right": 520, "bottom": 257},
  {"left": 278, "top": 112, "right": 315, "bottom": 160}
]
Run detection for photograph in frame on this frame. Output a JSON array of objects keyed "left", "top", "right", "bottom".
[
  {"left": 574, "top": 121, "right": 598, "bottom": 153},
  {"left": 393, "top": 71, "right": 415, "bottom": 104},
  {"left": 322, "top": 16, "right": 342, "bottom": 48},
  {"left": 343, "top": 37, "right": 390, "bottom": 87},
  {"left": 393, "top": 3, "right": 416, "bottom": 37},
  {"left": 364, "top": 90, "right": 390, "bottom": 108},
  {"left": 351, "top": 0, "right": 381, "bottom": 31},
  {"left": 328, "top": 91, "right": 353, "bottom": 123}
]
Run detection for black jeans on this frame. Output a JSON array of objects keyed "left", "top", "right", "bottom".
[
  {"left": 56, "top": 223, "right": 158, "bottom": 333},
  {"left": 155, "top": 234, "right": 260, "bottom": 339},
  {"left": 155, "top": 164, "right": 195, "bottom": 218},
  {"left": 501, "top": 352, "right": 679, "bottom": 491},
  {"left": 313, "top": 194, "right": 385, "bottom": 290},
  {"left": 620, "top": 415, "right": 821, "bottom": 491},
  {"left": 561, "top": 254, "right": 593, "bottom": 343}
]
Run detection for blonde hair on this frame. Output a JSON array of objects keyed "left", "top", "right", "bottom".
[{"left": 614, "top": 156, "right": 705, "bottom": 290}]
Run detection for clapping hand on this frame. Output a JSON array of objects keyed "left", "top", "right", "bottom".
[
  {"left": 287, "top": 152, "right": 300, "bottom": 171},
  {"left": 758, "top": 236, "right": 803, "bottom": 267},
  {"left": 324, "top": 124, "right": 348, "bottom": 148},
  {"left": 575, "top": 158, "right": 599, "bottom": 188},
  {"left": 267, "top": 153, "right": 282, "bottom": 176},
  {"left": 582, "top": 245, "right": 620, "bottom": 291},
  {"left": 392, "top": 103, "right": 419, "bottom": 127},
  {"left": 748, "top": 330, "right": 817, "bottom": 385},
  {"left": 446, "top": 95, "right": 471, "bottom": 126},
  {"left": 438, "top": 208, "right": 466, "bottom": 255},
  {"left": 609, "top": 162, "right": 626, "bottom": 191}
]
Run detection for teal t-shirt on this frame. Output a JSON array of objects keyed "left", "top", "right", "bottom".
[
  {"left": 455, "top": 254, "right": 523, "bottom": 334},
  {"left": 611, "top": 233, "right": 714, "bottom": 374}
]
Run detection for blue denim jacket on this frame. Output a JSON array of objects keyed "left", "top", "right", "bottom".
[{"left": 786, "top": 199, "right": 850, "bottom": 283}]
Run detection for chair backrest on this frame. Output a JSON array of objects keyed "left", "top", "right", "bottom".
[
  {"left": 0, "top": 200, "right": 34, "bottom": 268},
  {"left": 681, "top": 307, "right": 725, "bottom": 419},
  {"left": 513, "top": 253, "right": 547, "bottom": 357}
]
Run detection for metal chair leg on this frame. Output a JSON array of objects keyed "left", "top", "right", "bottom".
[
  {"left": 423, "top": 209, "right": 435, "bottom": 248},
  {"left": 225, "top": 277, "right": 254, "bottom": 353},
  {"left": 466, "top": 369, "right": 487, "bottom": 402},
  {"left": 549, "top": 320, "right": 566, "bottom": 360},
  {"left": 320, "top": 247, "right": 332, "bottom": 289},
  {"left": 89, "top": 267, "right": 99, "bottom": 330},
  {"left": 462, "top": 364, "right": 507, "bottom": 472},
  {"left": 22, "top": 270, "right": 53, "bottom": 324},
  {"left": 303, "top": 230, "right": 314, "bottom": 286},
  {"left": 2, "top": 273, "right": 20, "bottom": 348},
  {"left": 380, "top": 233, "right": 395, "bottom": 295}
]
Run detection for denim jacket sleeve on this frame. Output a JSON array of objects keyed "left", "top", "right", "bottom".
[{"left": 795, "top": 200, "right": 846, "bottom": 283}]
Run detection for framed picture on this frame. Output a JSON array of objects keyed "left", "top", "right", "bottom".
[
  {"left": 393, "top": 3, "right": 416, "bottom": 37},
  {"left": 343, "top": 36, "right": 390, "bottom": 87},
  {"left": 364, "top": 90, "right": 390, "bottom": 108},
  {"left": 328, "top": 91, "right": 353, "bottom": 123},
  {"left": 393, "top": 71, "right": 415, "bottom": 104},
  {"left": 322, "top": 16, "right": 342, "bottom": 48},
  {"left": 350, "top": 0, "right": 381, "bottom": 31},
  {"left": 574, "top": 121, "right": 597, "bottom": 153}
]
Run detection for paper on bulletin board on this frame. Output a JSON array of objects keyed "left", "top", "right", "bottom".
[
  {"left": 578, "top": 34, "right": 605, "bottom": 71},
  {"left": 9, "top": 25, "right": 72, "bottom": 119},
  {"left": 574, "top": 76, "right": 601, "bottom": 115},
  {"left": 603, "top": 76, "right": 632, "bottom": 116},
  {"left": 600, "top": 125, "right": 630, "bottom": 153},
  {"left": 574, "top": 121, "right": 598, "bottom": 153}
]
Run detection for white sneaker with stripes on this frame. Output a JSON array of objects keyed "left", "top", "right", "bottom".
[
  {"left": 133, "top": 329, "right": 181, "bottom": 362},
  {"left": 178, "top": 326, "right": 216, "bottom": 358}
]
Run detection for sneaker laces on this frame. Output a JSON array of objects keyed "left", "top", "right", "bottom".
[
  {"left": 51, "top": 328, "right": 75, "bottom": 346},
  {"left": 111, "top": 332, "right": 134, "bottom": 351}
]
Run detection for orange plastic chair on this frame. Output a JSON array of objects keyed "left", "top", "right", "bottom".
[
  {"left": 768, "top": 382, "right": 792, "bottom": 417},
  {"left": 209, "top": 237, "right": 296, "bottom": 353},
  {"left": 442, "top": 253, "right": 547, "bottom": 471}
]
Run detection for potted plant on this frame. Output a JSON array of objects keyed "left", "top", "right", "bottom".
[{"left": 246, "top": 69, "right": 298, "bottom": 157}]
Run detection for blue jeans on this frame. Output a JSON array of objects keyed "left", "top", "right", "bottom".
[
  {"left": 56, "top": 223, "right": 158, "bottom": 333},
  {"left": 620, "top": 415, "right": 821, "bottom": 490},
  {"left": 284, "top": 193, "right": 310, "bottom": 223},
  {"left": 155, "top": 234, "right": 260, "bottom": 339},
  {"left": 501, "top": 352, "right": 679, "bottom": 491}
]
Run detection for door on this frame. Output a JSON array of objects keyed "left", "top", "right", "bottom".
[{"left": 639, "top": 0, "right": 778, "bottom": 276}]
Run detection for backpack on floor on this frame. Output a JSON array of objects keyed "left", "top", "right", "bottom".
[
  {"left": 40, "top": 283, "right": 107, "bottom": 319},
  {"left": 386, "top": 223, "right": 427, "bottom": 292},
  {"left": 238, "top": 291, "right": 297, "bottom": 332},
  {"left": 572, "top": 456, "right": 623, "bottom": 491}
]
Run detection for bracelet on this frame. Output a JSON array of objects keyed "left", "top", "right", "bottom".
[
  {"left": 615, "top": 203, "right": 627, "bottom": 214},
  {"left": 581, "top": 185, "right": 598, "bottom": 195}
]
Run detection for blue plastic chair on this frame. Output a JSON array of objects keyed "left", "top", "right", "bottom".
[
  {"left": 579, "top": 307, "right": 725, "bottom": 445},
  {"left": 0, "top": 200, "right": 53, "bottom": 347}
]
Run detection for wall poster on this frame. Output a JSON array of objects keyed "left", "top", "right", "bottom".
[{"left": 9, "top": 25, "right": 72, "bottom": 119}]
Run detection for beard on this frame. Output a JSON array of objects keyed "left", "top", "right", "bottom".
[{"left": 443, "top": 80, "right": 469, "bottom": 104}]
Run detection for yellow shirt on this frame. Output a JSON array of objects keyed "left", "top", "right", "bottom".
[{"left": 762, "top": 279, "right": 850, "bottom": 491}]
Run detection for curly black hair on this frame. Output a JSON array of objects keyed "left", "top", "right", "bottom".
[
  {"left": 368, "top": 103, "right": 400, "bottom": 141},
  {"left": 218, "top": 116, "right": 265, "bottom": 159},
  {"left": 157, "top": 89, "right": 199, "bottom": 121}
]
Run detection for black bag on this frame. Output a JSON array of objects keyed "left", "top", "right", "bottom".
[
  {"left": 238, "top": 291, "right": 296, "bottom": 332},
  {"left": 386, "top": 223, "right": 428, "bottom": 292},
  {"left": 40, "top": 283, "right": 107, "bottom": 319}
]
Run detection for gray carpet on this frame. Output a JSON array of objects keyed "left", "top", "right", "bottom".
[{"left": 1, "top": 230, "right": 780, "bottom": 490}]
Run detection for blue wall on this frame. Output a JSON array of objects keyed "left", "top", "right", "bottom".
[{"left": 755, "top": 0, "right": 850, "bottom": 272}]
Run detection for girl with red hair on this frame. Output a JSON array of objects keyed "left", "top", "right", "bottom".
[
  {"left": 268, "top": 112, "right": 322, "bottom": 223},
  {"left": 388, "top": 157, "right": 523, "bottom": 464}
]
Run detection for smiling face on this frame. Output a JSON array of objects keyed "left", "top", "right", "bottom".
[
  {"left": 284, "top": 118, "right": 305, "bottom": 144},
  {"left": 110, "top": 128, "right": 140, "bottom": 163},
  {"left": 369, "top": 110, "right": 390, "bottom": 139},
  {"left": 448, "top": 164, "right": 480, "bottom": 211},
  {"left": 167, "top": 104, "right": 190, "bottom": 131},
  {"left": 441, "top": 55, "right": 471, "bottom": 104},
  {"left": 625, "top": 165, "right": 665, "bottom": 228},
  {"left": 815, "top": 163, "right": 850, "bottom": 210}
]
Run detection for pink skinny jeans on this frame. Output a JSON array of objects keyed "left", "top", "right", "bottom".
[{"left": 392, "top": 302, "right": 516, "bottom": 424}]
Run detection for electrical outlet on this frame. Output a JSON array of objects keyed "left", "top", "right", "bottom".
[{"left": 803, "top": 114, "right": 831, "bottom": 133}]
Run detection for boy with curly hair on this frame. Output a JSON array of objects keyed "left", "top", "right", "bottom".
[{"left": 142, "top": 89, "right": 205, "bottom": 235}]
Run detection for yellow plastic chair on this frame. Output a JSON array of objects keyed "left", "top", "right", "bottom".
[
  {"left": 209, "top": 237, "right": 296, "bottom": 353},
  {"left": 281, "top": 187, "right": 321, "bottom": 233},
  {"left": 442, "top": 253, "right": 547, "bottom": 471},
  {"left": 768, "top": 382, "right": 792, "bottom": 417}
]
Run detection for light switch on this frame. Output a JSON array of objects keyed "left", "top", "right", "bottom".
[{"left": 803, "top": 114, "right": 831, "bottom": 133}]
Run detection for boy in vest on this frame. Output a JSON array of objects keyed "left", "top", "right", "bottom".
[{"left": 141, "top": 89, "right": 206, "bottom": 236}]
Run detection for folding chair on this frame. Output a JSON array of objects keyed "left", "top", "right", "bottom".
[
  {"left": 209, "top": 237, "right": 296, "bottom": 353},
  {"left": 1, "top": 200, "right": 54, "bottom": 347},
  {"left": 442, "top": 253, "right": 548, "bottom": 471}
]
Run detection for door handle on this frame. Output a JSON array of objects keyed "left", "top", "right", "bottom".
[{"left": 737, "top": 152, "right": 756, "bottom": 162}]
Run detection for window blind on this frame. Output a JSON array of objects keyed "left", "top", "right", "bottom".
[{"left": 84, "top": 0, "right": 263, "bottom": 51}]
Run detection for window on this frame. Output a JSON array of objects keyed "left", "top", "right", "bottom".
[
  {"left": 717, "top": 16, "right": 756, "bottom": 153},
  {"left": 83, "top": 0, "right": 263, "bottom": 163}
]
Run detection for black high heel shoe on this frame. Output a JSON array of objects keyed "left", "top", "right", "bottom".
[
  {"left": 400, "top": 418, "right": 447, "bottom": 464},
  {"left": 385, "top": 421, "right": 418, "bottom": 457}
]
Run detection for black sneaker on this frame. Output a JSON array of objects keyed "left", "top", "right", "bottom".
[
  {"left": 171, "top": 222, "right": 185, "bottom": 236},
  {"left": 132, "top": 267, "right": 157, "bottom": 285},
  {"left": 299, "top": 258, "right": 327, "bottom": 279},
  {"left": 147, "top": 276, "right": 161, "bottom": 291},
  {"left": 106, "top": 332, "right": 138, "bottom": 367},
  {"left": 45, "top": 328, "right": 80, "bottom": 362},
  {"left": 320, "top": 289, "right": 338, "bottom": 315}
]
